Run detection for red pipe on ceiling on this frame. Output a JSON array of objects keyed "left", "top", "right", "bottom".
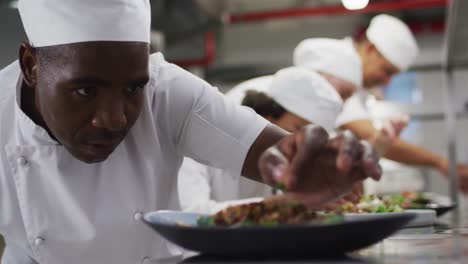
[
  {"left": 172, "top": 31, "right": 216, "bottom": 68},
  {"left": 227, "top": 0, "right": 448, "bottom": 24}
]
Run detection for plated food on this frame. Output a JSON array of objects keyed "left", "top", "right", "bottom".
[
  {"left": 142, "top": 210, "right": 414, "bottom": 257},
  {"left": 141, "top": 193, "right": 441, "bottom": 256},
  {"left": 194, "top": 192, "right": 442, "bottom": 230},
  {"left": 197, "top": 201, "right": 343, "bottom": 227}
]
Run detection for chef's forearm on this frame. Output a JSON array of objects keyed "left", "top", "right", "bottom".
[
  {"left": 340, "top": 119, "right": 445, "bottom": 172},
  {"left": 241, "top": 124, "right": 288, "bottom": 183},
  {"left": 384, "top": 138, "right": 444, "bottom": 170}
]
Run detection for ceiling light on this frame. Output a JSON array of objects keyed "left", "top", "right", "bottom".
[{"left": 341, "top": 0, "right": 369, "bottom": 10}]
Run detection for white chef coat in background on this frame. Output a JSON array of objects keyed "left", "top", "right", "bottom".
[{"left": 0, "top": 53, "right": 269, "bottom": 264}]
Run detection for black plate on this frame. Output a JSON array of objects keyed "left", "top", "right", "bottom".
[
  {"left": 181, "top": 254, "right": 367, "bottom": 263},
  {"left": 143, "top": 210, "right": 415, "bottom": 257},
  {"left": 419, "top": 203, "right": 457, "bottom": 217},
  {"left": 402, "top": 192, "right": 456, "bottom": 217}
]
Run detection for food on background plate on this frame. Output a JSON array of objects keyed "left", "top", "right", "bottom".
[
  {"left": 339, "top": 194, "right": 405, "bottom": 213},
  {"left": 397, "top": 191, "right": 431, "bottom": 209},
  {"left": 370, "top": 191, "right": 433, "bottom": 210},
  {"left": 339, "top": 191, "right": 441, "bottom": 214},
  {"left": 197, "top": 201, "right": 343, "bottom": 227}
]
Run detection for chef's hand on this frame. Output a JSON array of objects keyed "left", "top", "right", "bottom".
[
  {"left": 342, "top": 181, "right": 364, "bottom": 203},
  {"left": 259, "top": 125, "right": 381, "bottom": 208},
  {"left": 318, "top": 182, "right": 364, "bottom": 211},
  {"left": 371, "top": 116, "right": 408, "bottom": 156},
  {"left": 437, "top": 160, "right": 468, "bottom": 193}
]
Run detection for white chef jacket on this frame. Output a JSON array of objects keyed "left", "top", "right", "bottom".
[
  {"left": 178, "top": 80, "right": 274, "bottom": 215},
  {"left": 335, "top": 91, "right": 371, "bottom": 128},
  {"left": 0, "top": 53, "right": 269, "bottom": 264}
]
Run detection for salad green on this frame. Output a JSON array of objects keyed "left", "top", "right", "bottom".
[{"left": 341, "top": 194, "right": 404, "bottom": 213}]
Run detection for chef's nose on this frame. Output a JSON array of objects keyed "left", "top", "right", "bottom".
[{"left": 91, "top": 100, "right": 128, "bottom": 131}]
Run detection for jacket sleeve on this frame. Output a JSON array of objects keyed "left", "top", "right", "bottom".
[{"left": 150, "top": 54, "right": 269, "bottom": 178}]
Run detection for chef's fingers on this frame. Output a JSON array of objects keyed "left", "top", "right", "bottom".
[
  {"left": 335, "top": 130, "right": 360, "bottom": 173},
  {"left": 286, "top": 124, "right": 329, "bottom": 189},
  {"left": 258, "top": 146, "right": 290, "bottom": 187},
  {"left": 359, "top": 140, "right": 382, "bottom": 181}
]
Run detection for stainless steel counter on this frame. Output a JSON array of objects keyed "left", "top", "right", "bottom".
[{"left": 354, "top": 225, "right": 467, "bottom": 263}]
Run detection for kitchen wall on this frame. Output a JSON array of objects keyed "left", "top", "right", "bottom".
[
  {"left": 219, "top": 14, "right": 368, "bottom": 67},
  {"left": 0, "top": 7, "right": 26, "bottom": 68}
]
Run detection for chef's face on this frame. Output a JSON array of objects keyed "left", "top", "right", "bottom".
[
  {"left": 272, "top": 112, "right": 310, "bottom": 133},
  {"left": 319, "top": 72, "right": 357, "bottom": 101},
  {"left": 23, "top": 42, "right": 150, "bottom": 163},
  {"left": 361, "top": 43, "right": 400, "bottom": 88}
]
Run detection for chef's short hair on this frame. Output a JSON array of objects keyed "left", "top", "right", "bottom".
[
  {"left": 34, "top": 45, "right": 68, "bottom": 68},
  {"left": 241, "top": 89, "right": 286, "bottom": 120}
]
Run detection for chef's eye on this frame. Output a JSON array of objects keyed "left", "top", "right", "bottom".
[
  {"left": 124, "top": 84, "right": 144, "bottom": 97},
  {"left": 75, "top": 87, "right": 96, "bottom": 98}
]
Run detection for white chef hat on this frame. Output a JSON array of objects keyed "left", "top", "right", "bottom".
[
  {"left": 293, "top": 38, "right": 362, "bottom": 88},
  {"left": 18, "top": 0, "right": 151, "bottom": 47},
  {"left": 268, "top": 67, "right": 343, "bottom": 132},
  {"left": 366, "top": 14, "right": 419, "bottom": 71}
]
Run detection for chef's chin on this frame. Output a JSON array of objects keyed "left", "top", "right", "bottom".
[
  {"left": 66, "top": 146, "right": 114, "bottom": 164},
  {"left": 82, "top": 155, "right": 110, "bottom": 164},
  {"left": 74, "top": 153, "right": 110, "bottom": 164}
]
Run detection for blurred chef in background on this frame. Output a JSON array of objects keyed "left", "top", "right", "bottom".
[{"left": 295, "top": 14, "right": 468, "bottom": 193}]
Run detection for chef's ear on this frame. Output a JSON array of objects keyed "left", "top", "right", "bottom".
[
  {"left": 265, "top": 115, "right": 275, "bottom": 123},
  {"left": 19, "top": 42, "right": 38, "bottom": 88},
  {"left": 366, "top": 42, "right": 379, "bottom": 56}
]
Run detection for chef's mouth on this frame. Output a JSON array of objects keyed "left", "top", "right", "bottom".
[
  {"left": 82, "top": 139, "right": 123, "bottom": 157},
  {"left": 79, "top": 130, "right": 129, "bottom": 157}
]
